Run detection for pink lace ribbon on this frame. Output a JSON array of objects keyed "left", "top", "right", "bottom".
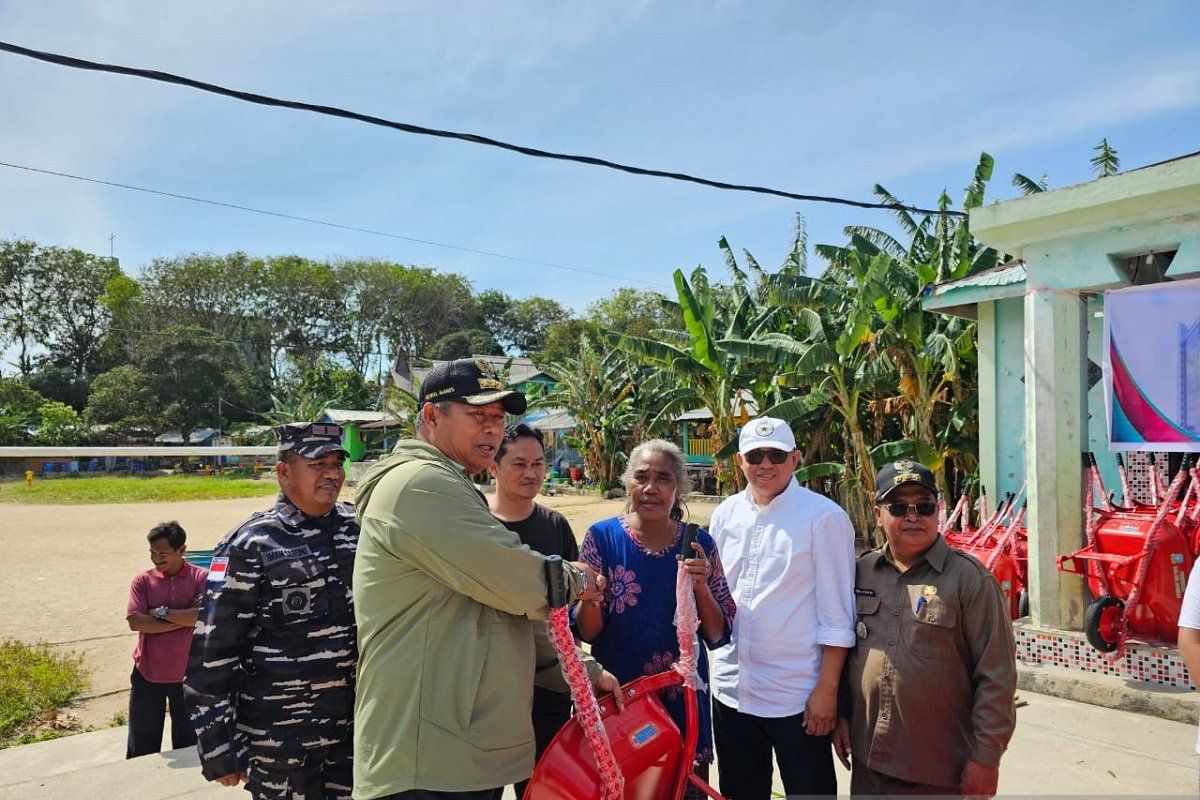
[{"left": 546, "top": 606, "right": 624, "bottom": 800}]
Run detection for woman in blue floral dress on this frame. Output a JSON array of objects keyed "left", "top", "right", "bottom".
[{"left": 577, "top": 439, "right": 736, "bottom": 777}]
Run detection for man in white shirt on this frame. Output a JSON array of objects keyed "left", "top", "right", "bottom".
[{"left": 709, "top": 417, "right": 857, "bottom": 799}]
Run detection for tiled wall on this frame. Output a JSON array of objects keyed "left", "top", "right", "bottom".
[{"left": 1014, "top": 623, "right": 1190, "bottom": 687}]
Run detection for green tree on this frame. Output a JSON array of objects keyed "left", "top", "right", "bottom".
[
  {"left": 83, "top": 365, "right": 160, "bottom": 439},
  {"left": 26, "top": 364, "right": 90, "bottom": 411},
  {"left": 0, "top": 376, "right": 47, "bottom": 445},
  {"left": 611, "top": 264, "right": 779, "bottom": 492},
  {"left": 266, "top": 357, "right": 377, "bottom": 425},
  {"left": 427, "top": 329, "right": 504, "bottom": 361},
  {"left": 0, "top": 239, "right": 43, "bottom": 375},
  {"left": 534, "top": 319, "right": 596, "bottom": 366},
  {"left": 1091, "top": 137, "right": 1120, "bottom": 177},
  {"left": 586, "top": 287, "right": 679, "bottom": 338},
  {"left": 33, "top": 247, "right": 122, "bottom": 378},
  {"left": 139, "top": 325, "right": 242, "bottom": 434},
  {"left": 33, "top": 401, "right": 86, "bottom": 445},
  {"left": 263, "top": 256, "right": 346, "bottom": 375},
  {"left": 539, "top": 338, "right": 639, "bottom": 488}
]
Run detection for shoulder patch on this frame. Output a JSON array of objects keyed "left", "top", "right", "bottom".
[{"left": 207, "top": 557, "right": 229, "bottom": 584}]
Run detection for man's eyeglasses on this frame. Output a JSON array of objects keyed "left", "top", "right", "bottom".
[
  {"left": 743, "top": 449, "right": 790, "bottom": 465},
  {"left": 880, "top": 502, "right": 938, "bottom": 518}
]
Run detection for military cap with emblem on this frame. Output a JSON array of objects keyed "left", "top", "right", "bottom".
[
  {"left": 274, "top": 421, "right": 349, "bottom": 460},
  {"left": 419, "top": 358, "right": 528, "bottom": 414},
  {"left": 737, "top": 416, "right": 797, "bottom": 455},
  {"left": 874, "top": 458, "right": 938, "bottom": 502}
]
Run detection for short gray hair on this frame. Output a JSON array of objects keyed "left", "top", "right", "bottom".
[
  {"left": 621, "top": 438, "right": 692, "bottom": 521},
  {"left": 416, "top": 400, "right": 453, "bottom": 433}
]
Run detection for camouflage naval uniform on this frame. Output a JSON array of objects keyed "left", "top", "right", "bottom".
[{"left": 185, "top": 423, "right": 359, "bottom": 800}]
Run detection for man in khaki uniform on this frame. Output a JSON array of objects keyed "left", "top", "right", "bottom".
[
  {"left": 352, "top": 359, "right": 605, "bottom": 800},
  {"left": 833, "top": 460, "right": 1016, "bottom": 798}
]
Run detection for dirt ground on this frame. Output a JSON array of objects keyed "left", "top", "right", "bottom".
[{"left": 0, "top": 489, "right": 713, "bottom": 731}]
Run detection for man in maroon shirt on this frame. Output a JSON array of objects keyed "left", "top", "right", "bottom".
[{"left": 125, "top": 520, "right": 208, "bottom": 758}]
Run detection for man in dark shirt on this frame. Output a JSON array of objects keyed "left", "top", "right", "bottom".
[{"left": 488, "top": 423, "right": 604, "bottom": 798}]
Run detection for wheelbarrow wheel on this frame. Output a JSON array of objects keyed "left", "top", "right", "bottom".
[{"left": 1084, "top": 595, "right": 1125, "bottom": 653}]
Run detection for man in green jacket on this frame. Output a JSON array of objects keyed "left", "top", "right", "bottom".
[{"left": 353, "top": 359, "right": 605, "bottom": 800}]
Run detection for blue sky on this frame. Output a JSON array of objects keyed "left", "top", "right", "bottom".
[{"left": 1, "top": 1, "right": 1199, "bottom": 311}]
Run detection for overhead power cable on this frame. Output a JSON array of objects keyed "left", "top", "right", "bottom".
[
  {"left": 0, "top": 160, "right": 670, "bottom": 288},
  {"left": 0, "top": 40, "right": 967, "bottom": 218}
]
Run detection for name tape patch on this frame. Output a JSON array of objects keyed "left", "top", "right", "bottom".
[{"left": 261, "top": 545, "right": 314, "bottom": 566}]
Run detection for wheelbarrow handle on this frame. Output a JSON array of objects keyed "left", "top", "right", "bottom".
[{"left": 545, "top": 555, "right": 568, "bottom": 609}]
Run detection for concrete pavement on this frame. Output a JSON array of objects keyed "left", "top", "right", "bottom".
[{"left": 1, "top": 690, "right": 1195, "bottom": 798}]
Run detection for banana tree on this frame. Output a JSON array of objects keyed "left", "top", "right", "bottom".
[
  {"left": 610, "top": 264, "right": 779, "bottom": 492},
  {"left": 723, "top": 250, "right": 897, "bottom": 540}
]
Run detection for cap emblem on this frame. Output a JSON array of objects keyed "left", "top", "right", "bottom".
[{"left": 754, "top": 420, "right": 774, "bottom": 436}]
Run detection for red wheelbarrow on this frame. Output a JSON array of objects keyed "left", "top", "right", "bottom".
[
  {"left": 944, "top": 488, "right": 1028, "bottom": 619},
  {"left": 523, "top": 670, "right": 722, "bottom": 800},
  {"left": 1057, "top": 453, "right": 1195, "bottom": 654}
]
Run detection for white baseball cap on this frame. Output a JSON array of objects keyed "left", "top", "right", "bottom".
[{"left": 738, "top": 417, "right": 796, "bottom": 455}]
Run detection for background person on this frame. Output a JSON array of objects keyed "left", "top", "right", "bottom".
[
  {"left": 1177, "top": 558, "right": 1200, "bottom": 793},
  {"left": 125, "top": 520, "right": 207, "bottom": 758},
  {"left": 353, "top": 358, "right": 602, "bottom": 800},
  {"left": 576, "top": 438, "right": 736, "bottom": 788},
  {"left": 708, "top": 417, "right": 856, "bottom": 799},
  {"left": 833, "top": 459, "right": 1016, "bottom": 798},
  {"left": 185, "top": 422, "right": 359, "bottom": 800}
]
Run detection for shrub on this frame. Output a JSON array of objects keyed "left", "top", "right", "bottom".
[{"left": 0, "top": 639, "right": 89, "bottom": 746}]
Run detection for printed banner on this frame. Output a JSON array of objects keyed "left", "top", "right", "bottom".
[{"left": 1104, "top": 279, "right": 1200, "bottom": 451}]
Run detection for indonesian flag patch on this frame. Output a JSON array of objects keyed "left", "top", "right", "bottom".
[{"left": 207, "top": 557, "right": 229, "bottom": 584}]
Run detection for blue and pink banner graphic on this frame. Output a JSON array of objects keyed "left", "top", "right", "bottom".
[{"left": 1104, "top": 279, "right": 1200, "bottom": 452}]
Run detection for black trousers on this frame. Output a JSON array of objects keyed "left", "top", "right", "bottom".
[
  {"left": 512, "top": 687, "right": 573, "bottom": 799},
  {"left": 712, "top": 697, "right": 836, "bottom": 799},
  {"left": 126, "top": 667, "right": 195, "bottom": 758}
]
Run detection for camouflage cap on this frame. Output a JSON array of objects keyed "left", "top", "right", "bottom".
[{"left": 274, "top": 422, "right": 348, "bottom": 460}]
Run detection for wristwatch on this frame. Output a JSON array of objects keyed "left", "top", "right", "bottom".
[{"left": 154, "top": 605, "right": 169, "bottom": 620}]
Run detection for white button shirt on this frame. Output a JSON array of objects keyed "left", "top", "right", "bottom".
[{"left": 709, "top": 478, "right": 856, "bottom": 717}]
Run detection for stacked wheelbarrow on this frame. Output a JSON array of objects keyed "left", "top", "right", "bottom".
[
  {"left": 942, "top": 486, "right": 1028, "bottom": 619},
  {"left": 1056, "top": 452, "right": 1197, "bottom": 656}
]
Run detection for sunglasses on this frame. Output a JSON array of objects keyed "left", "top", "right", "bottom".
[
  {"left": 880, "top": 502, "right": 938, "bottom": 518},
  {"left": 743, "top": 449, "right": 790, "bottom": 465}
]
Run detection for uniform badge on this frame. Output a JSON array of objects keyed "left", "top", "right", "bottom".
[
  {"left": 854, "top": 587, "right": 876, "bottom": 597},
  {"left": 281, "top": 586, "right": 312, "bottom": 615},
  {"left": 754, "top": 420, "right": 775, "bottom": 436},
  {"left": 207, "top": 557, "right": 228, "bottom": 584},
  {"left": 856, "top": 620, "right": 868, "bottom": 639},
  {"left": 922, "top": 585, "right": 938, "bottom": 597}
]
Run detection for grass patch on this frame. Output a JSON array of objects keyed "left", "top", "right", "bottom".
[
  {"left": 0, "top": 474, "right": 280, "bottom": 504},
  {"left": 0, "top": 639, "right": 89, "bottom": 749}
]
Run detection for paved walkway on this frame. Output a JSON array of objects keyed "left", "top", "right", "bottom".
[{"left": 1, "top": 690, "right": 1195, "bottom": 798}]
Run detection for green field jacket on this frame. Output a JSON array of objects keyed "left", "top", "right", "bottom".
[{"left": 352, "top": 439, "right": 587, "bottom": 798}]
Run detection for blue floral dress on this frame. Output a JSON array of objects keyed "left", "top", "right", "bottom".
[{"left": 579, "top": 516, "right": 736, "bottom": 763}]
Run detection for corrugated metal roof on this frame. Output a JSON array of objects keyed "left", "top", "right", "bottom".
[{"left": 929, "top": 262, "right": 1026, "bottom": 296}]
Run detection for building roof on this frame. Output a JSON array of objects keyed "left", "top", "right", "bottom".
[
  {"left": 318, "top": 409, "right": 395, "bottom": 425},
  {"left": 155, "top": 430, "right": 185, "bottom": 444},
  {"left": 188, "top": 428, "right": 219, "bottom": 444},
  {"left": 922, "top": 261, "right": 1027, "bottom": 316},
  {"left": 521, "top": 408, "right": 576, "bottom": 431}
]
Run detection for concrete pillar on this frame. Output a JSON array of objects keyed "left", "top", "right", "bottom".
[
  {"left": 1023, "top": 289, "right": 1089, "bottom": 629},
  {"left": 977, "top": 301, "right": 999, "bottom": 501}
]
